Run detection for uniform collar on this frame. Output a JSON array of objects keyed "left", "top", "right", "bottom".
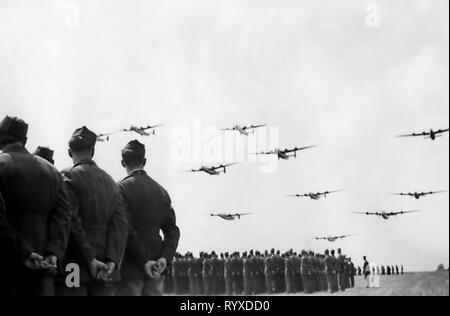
[
  {"left": 72, "top": 159, "right": 96, "bottom": 168},
  {"left": 0, "top": 143, "right": 28, "bottom": 154},
  {"left": 129, "top": 169, "right": 147, "bottom": 177},
  {"left": 121, "top": 169, "right": 147, "bottom": 182}
]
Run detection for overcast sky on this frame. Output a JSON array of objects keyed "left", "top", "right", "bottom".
[{"left": 1, "top": 0, "right": 448, "bottom": 271}]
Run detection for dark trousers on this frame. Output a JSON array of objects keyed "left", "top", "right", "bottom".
[
  {"left": 326, "top": 273, "right": 336, "bottom": 293},
  {"left": 225, "top": 276, "right": 233, "bottom": 295},
  {"left": 115, "top": 277, "right": 165, "bottom": 296},
  {"left": 338, "top": 272, "right": 346, "bottom": 291},
  {"left": 265, "top": 273, "right": 275, "bottom": 294},
  {"left": 350, "top": 275, "right": 355, "bottom": 288},
  {"left": 302, "top": 274, "right": 313, "bottom": 294},
  {"left": 232, "top": 275, "right": 242, "bottom": 295},
  {"left": 203, "top": 275, "right": 212, "bottom": 295}
]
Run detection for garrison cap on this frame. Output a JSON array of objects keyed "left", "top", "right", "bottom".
[
  {"left": 122, "top": 139, "right": 146, "bottom": 158},
  {"left": 34, "top": 146, "right": 54, "bottom": 164},
  {"left": 0, "top": 116, "right": 28, "bottom": 139},
  {"left": 69, "top": 126, "right": 97, "bottom": 151}
]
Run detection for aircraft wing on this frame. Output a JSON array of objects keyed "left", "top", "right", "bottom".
[
  {"left": 98, "top": 132, "right": 114, "bottom": 137},
  {"left": 388, "top": 210, "right": 419, "bottom": 216},
  {"left": 282, "top": 145, "right": 316, "bottom": 154},
  {"left": 235, "top": 213, "right": 252, "bottom": 216},
  {"left": 353, "top": 211, "right": 378, "bottom": 216},
  {"left": 322, "top": 190, "right": 343, "bottom": 195},
  {"left": 399, "top": 210, "right": 420, "bottom": 215},
  {"left": 435, "top": 129, "right": 449, "bottom": 134},
  {"left": 246, "top": 124, "right": 267, "bottom": 130},
  {"left": 397, "top": 132, "right": 429, "bottom": 138},
  {"left": 287, "top": 194, "right": 309, "bottom": 198},
  {"left": 215, "top": 163, "right": 239, "bottom": 169},
  {"left": 256, "top": 150, "right": 275, "bottom": 155},
  {"left": 427, "top": 190, "right": 447, "bottom": 195},
  {"left": 144, "top": 124, "right": 163, "bottom": 130}
]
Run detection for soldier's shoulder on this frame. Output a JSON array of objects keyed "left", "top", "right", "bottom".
[
  {"left": 0, "top": 152, "right": 13, "bottom": 167},
  {"left": 118, "top": 173, "right": 136, "bottom": 186}
]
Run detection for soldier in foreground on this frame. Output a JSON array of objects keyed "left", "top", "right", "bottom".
[
  {"left": 115, "top": 140, "right": 180, "bottom": 296},
  {"left": 0, "top": 116, "right": 71, "bottom": 296},
  {"left": 57, "top": 126, "right": 128, "bottom": 296}
]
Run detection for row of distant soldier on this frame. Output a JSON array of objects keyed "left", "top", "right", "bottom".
[
  {"left": 366, "top": 265, "right": 404, "bottom": 276},
  {"left": 163, "top": 249, "right": 366, "bottom": 295},
  {"left": 164, "top": 250, "right": 405, "bottom": 295}
]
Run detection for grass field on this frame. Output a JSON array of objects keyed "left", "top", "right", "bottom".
[{"left": 310, "top": 272, "right": 449, "bottom": 296}]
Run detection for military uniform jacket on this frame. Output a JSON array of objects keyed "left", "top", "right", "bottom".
[
  {"left": 265, "top": 256, "right": 274, "bottom": 275},
  {"left": 231, "top": 257, "right": 243, "bottom": 277},
  {"left": 243, "top": 258, "right": 253, "bottom": 276},
  {"left": 324, "top": 255, "right": 334, "bottom": 275},
  {"left": 285, "top": 257, "right": 297, "bottom": 276},
  {"left": 337, "top": 255, "right": 345, "bottom": 273},
  {"left": 224, "top": 259, "right": 233, "bottom": 277},
  {"left": 118, "top": 169, "right": 180, "bottom": 280},
  {"left": 301, "top": 256, "right": 311, "bottom": 275},
  {"left": 203, "top": 259, "right": 212, "bottom": 277},
  {"left": 0, "top": 145, "right": 71, "bottom": 270},
  {"left": 62, "top": 159, "right": 128, "bottom": 282}
]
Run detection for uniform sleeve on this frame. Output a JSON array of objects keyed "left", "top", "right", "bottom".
[
  {"left": 0, "top": 191, "right": 34, "bottom": 262},
  {"left": 64, "top": 176, "right": 97, "bottom": 265},
  {"left": 160, "top": 193, "right": 180, "bottom": 264},
  {"left": 119, "top": 184, "right": 150, "bottom": 267},
  {"left": 105, "top": 190, "right": 129, "bottom": 266},
  {"left": 45, "top": 175, "right": 72, "bottom": 259}
]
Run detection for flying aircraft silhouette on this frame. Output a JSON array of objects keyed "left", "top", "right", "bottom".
[
  {"left": 188, "top": 163, "right": 239, "bottom": 176},
  {"left": 287, "top": 190, "right": 343, "bottom": 200},
  {"left": 391, "top": 191, "right": 447, "bottom": 200},
  {"left": 123, "top": 124, "right": 163, "bottom": 136},
  {"left": 315, "top": 235, "right": 354, "bottom": 242},
  {"left": 398, "top": 128, "right": 449, "bottom": 141},
  {"left": 221, "top": 124, "right": 267, "bottom": 136},
  {"left": 96, "top": 133, "right": 112, "bottom": 142},
  {"left": 210, "top": 213, "right": 252, "bottom": 221},
  {"left": 256, "top": 145, "right": 316, "bottom": 160},
  {"left": 353, "top": 210, "right": 420, "bottom": 220}
]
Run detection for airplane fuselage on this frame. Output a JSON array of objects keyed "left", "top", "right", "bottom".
[
  {"left": 430, "top": 130, "right": 436, "bottom": 140},
  {"left": 218, "top": 215, "right": 236, "bottom": 220},
  {"left": 130, "top": 127, "right": 149, "bottom": 136},
  {"left": 235, "top": 126, "right": 250, "bottom": 136},
  {"left": 213, "top": 214, "right": 240, "bottom": 220},
  {"left": 201, "top": 167, "right": 221, "bottom": 176},
  {"left": 277, "top": 151, "right": 290, "bottom": 160}
]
